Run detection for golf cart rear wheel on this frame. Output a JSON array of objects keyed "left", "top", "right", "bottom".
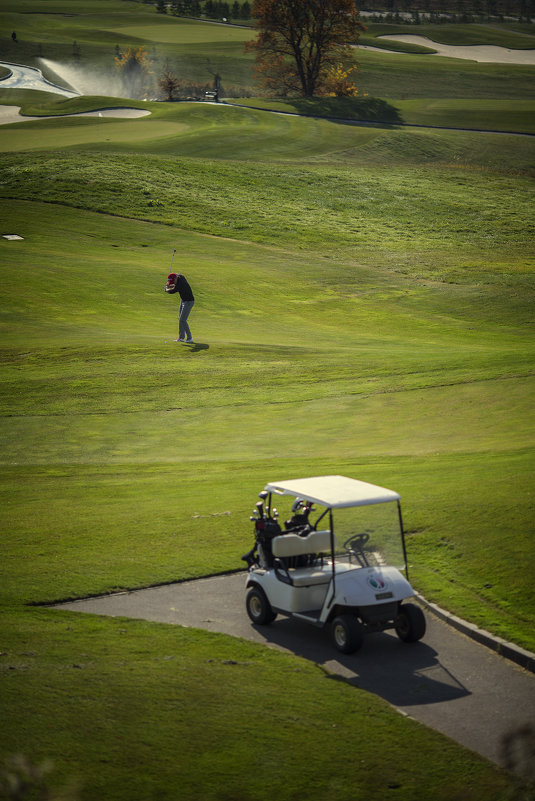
[
  {"left": 331, "top": 615, "right": 365, "bottom": 654},
  {"left": 246, "top": 587, "right": 277, "bottom": 625},
  {"left": 395, "top": 603, "right": 426, "bottom": 643}
]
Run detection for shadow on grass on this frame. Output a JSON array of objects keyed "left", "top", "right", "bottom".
[
  {"left": 170, "top": 342, "right": 209, "bottom": 352},
  {"left": 188, "top": 342, "right": 209, "bottom": 352},
  {"left": 287, "top": 97, "right": 404, "bottom": 125}
]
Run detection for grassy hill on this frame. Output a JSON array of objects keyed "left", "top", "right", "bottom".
[{"left": 0, "top": 3, "right": 534, "bottom": 800}]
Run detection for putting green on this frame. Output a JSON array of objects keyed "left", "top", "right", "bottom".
[{"left": 0, "top": 117, "right": 188, "bottom": 150}]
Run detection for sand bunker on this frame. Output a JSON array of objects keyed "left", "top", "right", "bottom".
[
  {"left": 0, "top": 105, "right": 151, "bottom": 125},
  {"left": 373, "top": 35, "right": 535, "bottom": 64}
]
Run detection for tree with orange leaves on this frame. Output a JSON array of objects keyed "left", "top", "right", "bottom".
[
  {"left": 115, "top": 46, "right": 152, "bottom": 98},
  {"left": 319, "top": 63, "right": 362, "bottom": 97},
  {"left": 246, "top": 0, "right": 365, "bottom": 97}
]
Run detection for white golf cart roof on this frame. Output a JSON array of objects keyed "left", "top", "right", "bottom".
[{"left": 265, "top": 475, "right": 400, "bottom": 509}]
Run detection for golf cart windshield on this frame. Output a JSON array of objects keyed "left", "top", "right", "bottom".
[
  {"left": 331, "top": 503, "right": 406, "bottom": 571},
  {"left": 266, "top": 475, "right": 406, "bottom": 572}
]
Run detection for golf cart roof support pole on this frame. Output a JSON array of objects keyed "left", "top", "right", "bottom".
[
  {"left": 329, "top": 508, "right": 336, "bottom": 602},
  {"left": 315, "top": 507, "right": 330, "bottom": 528},
  {"left": 397, "top": 500, "right": 409, "bottom": 581}
]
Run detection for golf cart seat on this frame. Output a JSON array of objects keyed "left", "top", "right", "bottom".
[{"left": 272, "top": 530, "right": 333, "bottom": 586}]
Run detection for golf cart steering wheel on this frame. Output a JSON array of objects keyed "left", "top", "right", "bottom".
[
  {"left": 343, "top": 533, "right": 370, "bottom": 568},
  {"left": 343, "top": 533, "right": 370, "bottom": 551}
]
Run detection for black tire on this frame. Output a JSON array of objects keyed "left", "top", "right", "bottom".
[
  {"left": 330, "top": 614, "right": 365, "bottom": 654},
  {"left": 246, "top": 586, "right": 277, "bottom": 625},
  {"left": 395, "top": 603, "right": 426, "bottom": 643}
]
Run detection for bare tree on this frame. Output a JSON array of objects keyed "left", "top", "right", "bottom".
[{"left": 159, "top": 62, "right": 180, "bottom": 101}]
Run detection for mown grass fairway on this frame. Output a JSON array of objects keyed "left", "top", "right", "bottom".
[{"left": 0, "top": 3, "right": 534, "bottom": 799}]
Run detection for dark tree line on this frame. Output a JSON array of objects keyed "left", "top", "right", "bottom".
[
  {"left": 202, "top": 0, "right": 251, "bottom": 17},
  {"left": 155, "top": 0, "right": 532, "bottom": 20},
  {"left": 360, "top": 0, "right": 533, "bottom": 19},
  {"left": 157, "top": 0, "right": 252, "bottom": 17}
]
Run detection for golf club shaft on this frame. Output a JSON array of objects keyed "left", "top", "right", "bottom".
[{"left": 170, "top": 248, "right": 176, "bottom": 271}]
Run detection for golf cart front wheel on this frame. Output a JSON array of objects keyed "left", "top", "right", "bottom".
[
  {"left": 246, "top": 587, "right": 277, "bottom": 625},
  {"left": 395, "top": 603, "right": 426, "bottom": 643},
  {"left": 331, "top": 615, "right": 365, "bottom": 654}
]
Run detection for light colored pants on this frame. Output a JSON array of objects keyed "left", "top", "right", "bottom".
[{"left": 179, "top": 300, "right": 194, "bottom": 341}]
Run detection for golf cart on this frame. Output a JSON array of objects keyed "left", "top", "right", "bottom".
[{"left": 242, "top": 475, "right": 425, "bottom": 654}]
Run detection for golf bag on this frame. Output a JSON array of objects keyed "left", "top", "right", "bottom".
[
  {"left": 242, "top": 517, "right": 282, "bottom": 570},
  {"left": 242, "top": 495, "right": 317, "bottom": 570},
  {"left": 284, "top": 498, "right": 315, "bottom": 538}
]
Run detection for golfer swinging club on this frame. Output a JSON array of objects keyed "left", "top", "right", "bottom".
[{"left": 165, "top": 260, "right": 195, "bottom": 344}]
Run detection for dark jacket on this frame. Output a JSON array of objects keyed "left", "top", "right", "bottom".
[{"left": 176, "top": 274, "right": 194, "bottom": 302}]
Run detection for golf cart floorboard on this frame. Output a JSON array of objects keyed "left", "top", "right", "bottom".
[{"left": 290, "top": 610, "right": 324, "bottom": 624}]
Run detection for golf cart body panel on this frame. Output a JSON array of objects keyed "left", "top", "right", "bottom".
[
  {"left": 247, "top": 565, "right": 412, "bottom": 619},
  {"left": 243, "top": 475, "right": 425, "bottom": 653},
  {"left": 247, "top": 570, "right": 330, "bottom": 614},
  {"left": 331, "top": 565, "right": 413, "bottom": 606}
]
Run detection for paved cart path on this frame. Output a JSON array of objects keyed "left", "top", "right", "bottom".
[{"left": 54, "top": 572, "right": 535, "bottom": 772}]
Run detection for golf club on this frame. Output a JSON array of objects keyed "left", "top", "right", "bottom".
[{"left": 169, "top": 248, "right": 176, "bottom": 271}]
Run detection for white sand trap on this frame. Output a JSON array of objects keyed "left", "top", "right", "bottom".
[
  {"left": 376, "top": 35, "right": 535, "bottom": 64},
  {"left": 0, "top": 105, "right": 151, "bottom": 125}
]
